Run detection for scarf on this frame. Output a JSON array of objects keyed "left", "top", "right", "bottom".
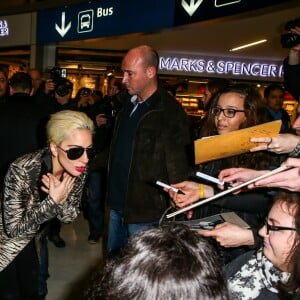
[{"left": 228, "top": 248, "right": 290, "bottom": 299}]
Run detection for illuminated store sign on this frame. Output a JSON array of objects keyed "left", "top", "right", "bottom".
[
  {"left": 0, "top": 14, "right": 31, "bottom": 46},
  {"left": 0, "top": 20, "right": 9, "bottom": 37},
  {"left": 159, "top": 54, "right": 283, "bottom": 81}
]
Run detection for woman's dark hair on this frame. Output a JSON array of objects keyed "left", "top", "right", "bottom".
[
  {"left": 87, "top": 224, "right": 229, "bottom": 300},
  {"left": 203, "top": 83, "right": 266, "bottom": 137},
  {"left": 274, "top": 191, "right": 300, "bottom": 294},
  {"left": 200, "top": 83, "right": 272, "bottom": 169}
]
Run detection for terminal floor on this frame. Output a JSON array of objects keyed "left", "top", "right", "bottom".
[{"left": 47, "top": 214, "right": 105, "bottom": 300}]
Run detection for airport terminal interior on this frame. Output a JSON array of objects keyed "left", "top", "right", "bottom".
[
  {"left": 1, "top": 1, "right": 300, "bottom": 299},
  {"left": 46, "top": 214, "right": 105, "bottom": 300}
]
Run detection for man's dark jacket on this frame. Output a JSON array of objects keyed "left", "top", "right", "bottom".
[
  {"left": 107, "top": 87, "right": 191, "bottom": 223},
  {"left": 0, "top": 93, "right": 48, "bottom": 185}
]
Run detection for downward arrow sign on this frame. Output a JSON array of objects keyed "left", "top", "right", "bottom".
[
  {"left": 182, "top": 0, "right": 204, "bottom": 17},
  {"left": 55, "top": 12, "right": 71, "bottom": 37}
]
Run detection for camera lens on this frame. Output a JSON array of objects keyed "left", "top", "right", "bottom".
[
  {"left": 281, "top": 33, "right": 300, "bottom": 48},
  {"left": 55, "top": 85, "right": 70, "bottom": 97},
  {"left": 281, "top": 18, "right": 300, "bottom": 48},
  {"left": 80, "top": 88, "right": 92, "bottom": 96},
  {"left": 54, "top": 78, "right": 73, "bottom": 96}
]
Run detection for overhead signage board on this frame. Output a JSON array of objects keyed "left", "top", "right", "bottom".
[
  {"left": 158, "top": 52, "right": 283, "bottom": 81},
  {"left": 37, "top": 0, "right": 174, "bottom": 44},
  {"left": 0, "top": 13, "right": 32, "bottom": 47},
  {"left": 175, "top": 0, "right": 295, "bottom": 26}
]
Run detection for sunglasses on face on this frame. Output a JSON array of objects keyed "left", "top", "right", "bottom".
[
  {"left": 212, "top": 107, "right": 245, "bottom": 118},
  {"left": 264, "top": 219, "right": 298, "bottom": 235},
  {"left": 57, "top": 145, "right": 96, "bottom": 160}
]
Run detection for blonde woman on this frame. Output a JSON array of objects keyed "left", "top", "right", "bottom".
[{"left": 0, "top": 110, "right": 94, "bottom": 299}]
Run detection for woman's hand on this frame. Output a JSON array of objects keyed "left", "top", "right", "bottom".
[
  {"left": 218, "top": 168, "right": 267, "bottom": 188},
  {"left": 198, "top": 222, "right": 254, "bottom": 247},
  {"left": 250, "top": 134, "right": 300, "bottom": 154},
  {"left": 253, "top": 158, "right": 300, "bottom": 191},
  {"left": 44, "top": 79, "right": 55, "bottom": 94},
  {"left": 95, "top": 113, "right": 108, "bottom": 127},
  {"left": 41, "top": 173, "right": 75, "bottom": 205},
  {"left": 165, "top": 181, "right": 214, "bottom": 208}
]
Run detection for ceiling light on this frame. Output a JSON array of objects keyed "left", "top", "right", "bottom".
[
  {"left": 229, "top": 39, "right": 267, "bottom": 52},
  {"left": 189, "top": 80, "right": 208, "bottom": 84}
]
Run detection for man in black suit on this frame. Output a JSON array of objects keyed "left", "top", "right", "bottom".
[
  {"left": 0, "top": 72, "right": 48, "bottom": 187},
  {"left": 0, "top": 71, "right": 50, "bottom": 299}
]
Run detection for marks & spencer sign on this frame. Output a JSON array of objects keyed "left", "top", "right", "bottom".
[{"left": 159, "top": 53, "right": 283, "bottom": 81}]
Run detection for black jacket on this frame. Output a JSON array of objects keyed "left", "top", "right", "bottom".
[
  {"left": 107, "top": 88, "right": 191, "bottom": 223},
  {"left": 0, "top": 93, "right": 48, "bottom": 185},
  {"left": 284, "top": 57, "right": 300, "bottom": 101}
]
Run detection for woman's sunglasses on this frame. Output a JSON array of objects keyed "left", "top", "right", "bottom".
[{"left": 57, "top": 146, "right": 96, "bottom": 160}]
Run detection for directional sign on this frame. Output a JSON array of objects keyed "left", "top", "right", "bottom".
[
  {"left": 175, "top": 0, "right": 297, "bottom": 25},
  {"left": 78, "top": 10, "right": 94, "bottom": 33},
  {"left": 55, "top": 12, "right": 71, "bottom": 37},
  {"left": 181, "top": 0, "right": 204, "bottom": 17},
  {"left": 37, "top": 0, "right": 175, "bottom": 44}
]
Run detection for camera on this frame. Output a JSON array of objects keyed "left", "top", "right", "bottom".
[
  {"left": 98, "top": 100, "right": 113, "bottom": 118},
  {"left": 49, "top": 67, "right": 72, "bottom": 97},
  {"left": 281, "top": 17, "right": 300, "bottom": 48},
  {"left": 80, "top": 87, "right": 93, "bottom": 97}
]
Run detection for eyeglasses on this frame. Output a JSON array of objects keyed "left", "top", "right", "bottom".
[
  {"left": 264, "top": 219, "right": 298, "bottom": 235},
  {"left": 212, "top": 107, "right": 245, "bottom": 118},
  {"left": 57, "top": 146, "right": 96, "bottom": 160}
]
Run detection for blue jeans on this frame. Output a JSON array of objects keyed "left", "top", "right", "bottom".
[
  {"left": 87, "top": 170, "right": 105, "bottom": 237},
  {"left": 107, "top": 209, "right": 158, "bottom": 255}
]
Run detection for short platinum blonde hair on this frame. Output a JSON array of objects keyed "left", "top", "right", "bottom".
[{"left": 47, "top": 110, "right": 94, "bottom": 145}]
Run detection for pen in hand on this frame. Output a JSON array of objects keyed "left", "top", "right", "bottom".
[
  {"left": 196, "top": 171, "right": 225, "bottom": 186},
  {"left": 155, "top": 180, "right": 185, "bottom": 195}
]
